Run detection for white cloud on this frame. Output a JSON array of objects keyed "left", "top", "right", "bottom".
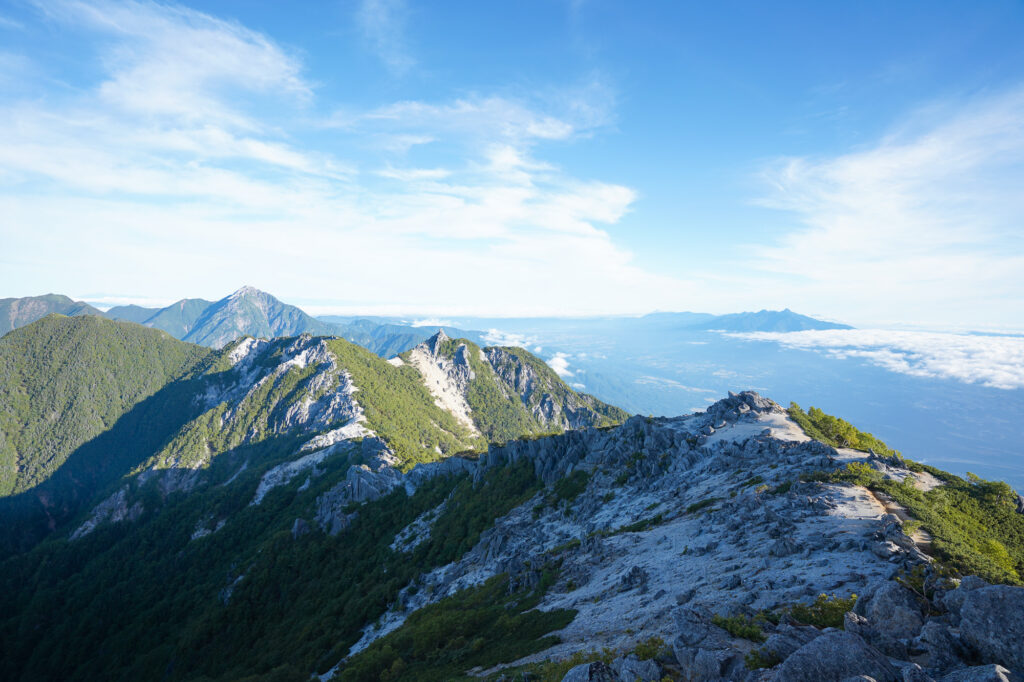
[
  {"left": 38, "top": 0, "right": 310, "bottom": 127},
  {"left": 634, "top": 376, "right": 716, "bottom": 392},
  {"left": 356, "top": 0, "right": 414, "bottom": 75},
  {"left": 755, "top": 87, "right": 1024, "bottom": 328},
  {"left": 546, "top": 352, "right": 573, "bottom": 377},
  {"left": 362, "top": 97, "right": 577, "bottom": 143},
  {"left": 481, "top": 329, "right": 534, "bottom": 348},
  {"left": 0, "top": 1, "right": 696, "bottom": 315},
  {"left": 409, "top": 318, "right": 454, "bottom": 328},
  {"left": 375, "top": 166, "right": 452, "bottom": 182},
  {"left": 730, "top": 329, "right": 1024, "bottom": 390}
]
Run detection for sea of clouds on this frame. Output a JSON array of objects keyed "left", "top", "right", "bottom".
[{"left": 729, "top": 329, "right": 1024, "bottom": 390}]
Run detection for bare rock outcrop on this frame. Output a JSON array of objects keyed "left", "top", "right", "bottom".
[
  {"left": 772, "top": 630, "right": 899, "bottom": 682},
  {"left": 959, "top": 585, "right": 1024, "bottom": 672}
]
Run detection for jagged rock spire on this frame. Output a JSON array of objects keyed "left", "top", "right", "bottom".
[{"left": 427, "top": 329, "right": 449, "bottom": 355}]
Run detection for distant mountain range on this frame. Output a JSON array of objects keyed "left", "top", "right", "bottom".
[
  {"left": 0, "top": 294, "right": 103, "bottom": 335},
  {"left": 1, "top": 288, "right": 850, "bottom": 353},
  {"left": 106, "top": 298, "right": 213, "bottom": 337},
  {"left": 678, "top": 308, "right": 852, "bottom": 332},
  {"left": 102, "top": 286, "right": 332, "bottom": 347}
]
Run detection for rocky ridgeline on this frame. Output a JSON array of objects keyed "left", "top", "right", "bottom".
[
  {"left": 331, "top": 391, "right": 1023, "bottom": 682},
  {"left": 402, "top": 329, "right": 625, "bottom": 435},
  {"left": 483, "top": 345, "right": 609, "bottom": 429}
]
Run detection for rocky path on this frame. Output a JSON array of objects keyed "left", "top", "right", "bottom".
[{"left": 868, "top": 487, "right": 935, "bottom": 555}]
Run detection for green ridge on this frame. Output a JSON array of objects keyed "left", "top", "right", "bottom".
[
  {"left": 326, "top": 338, "right": 481, "bottom": 467},
  {"left": 0, "top": 315, "right": 210, "bottom": 496},
  {"left": 0, "top": 294, "right": 103, "bottom": 336}
]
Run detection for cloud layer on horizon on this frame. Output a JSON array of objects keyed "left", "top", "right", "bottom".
[{"left": 730, "top": 329, "right": 1024, "bottom": 390}]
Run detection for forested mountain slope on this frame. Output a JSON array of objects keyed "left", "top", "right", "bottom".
[
  {"left": 0, "top": 315, "right": 210, "bottom": 497},
  {"left": 104, "top": 298, "right": 213, "bottom": 337},
  {"left": 142, "top": 297, "right": 212, "bottom": 336}
]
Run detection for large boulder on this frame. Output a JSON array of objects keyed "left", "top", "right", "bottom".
[
  {"left": 864, "top": 581, "right": 926, "bottom": 639},
  {"left": 773, "top": 630, "right": 900, "bottom": 682},
  {"left": 938, "top": 665, "right": 1020, "bottom": 682},
  {"left": 959, "top": 584, "right": 1024, "bottom": 671},
  {"left": 561, "top": 661, "right": 616, "bottom": 682},
  {"left": 917, "top": 621, "right": 969, "bottom": 673},
  {"left": 941, "top": 576, "right": 989, "bottom": 620},
  {"left": 844, "top": 610, "right": 909, "bottom": 659},
  {"left": 610, "top": 655, "right": 661, "bottom": 681},
  {"left": 753, "top": 622, "right": 821, "bottom": 661},
  {"left": 672, "top": 605, "right": 746, "bottom": 681}
]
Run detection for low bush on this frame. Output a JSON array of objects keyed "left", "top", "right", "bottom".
[
  {"left": 711, "top": 614, "right": 766, "bottom": 642},
  {"left": 788, "top": 593, "right": 857, "bottom": 629}
]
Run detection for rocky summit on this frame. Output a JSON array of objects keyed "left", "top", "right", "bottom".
[{"left": 303, "top": 391, "right": 1023, "bottom": 681}]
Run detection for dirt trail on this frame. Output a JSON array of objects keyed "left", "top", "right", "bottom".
[{"left": 866, "top": 488, "right": 934, "bottom": 554}]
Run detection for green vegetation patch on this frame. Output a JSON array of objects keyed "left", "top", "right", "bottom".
[
  {"left": 788, "top": 593, "right": 857, "bottom": 628},
  {"left": 327, "top": 338, "right": 480, "bottom": 468},
  {"left": 685, "top": 497, "right": 721, "bottom": 514},
  {"left": 712, "top": 614, "right": 766, "bottom": 642},
  {"left": 588, "top": 514, "right": 666, "bottom": 540},
  {"left": 337, "top": 572, "right": 575, "bottom": 682},
  {"left": 553, "top": 469, "right": 590, "bottom": 503},
  {"left": 788, "top": 403, "right": 899, "bottom": 457}
]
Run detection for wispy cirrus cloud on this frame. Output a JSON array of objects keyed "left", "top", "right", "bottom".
[
  {"left": 755, "top": 87, "right": 1024, "bottom": 328},
  {"left": 730, "top": 329, "right": 1024, "bottom": 390},
  {"left": 356, "top": 0, "right": 415, "bottom": 76},
  {"left": 35, "top": 0, "right": 310, "bottom": 126}
]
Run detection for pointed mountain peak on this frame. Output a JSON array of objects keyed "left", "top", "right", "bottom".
[
  {"left": 229, "top": 285, "right": 267, "bottom": 300},
  {"left": 427, "top": 329, "right": 450, "bottom": 355}
]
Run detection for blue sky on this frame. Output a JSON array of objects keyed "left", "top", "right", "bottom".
[{"left": 1, "top": 0, "right": 1023, "bottom": 328}]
